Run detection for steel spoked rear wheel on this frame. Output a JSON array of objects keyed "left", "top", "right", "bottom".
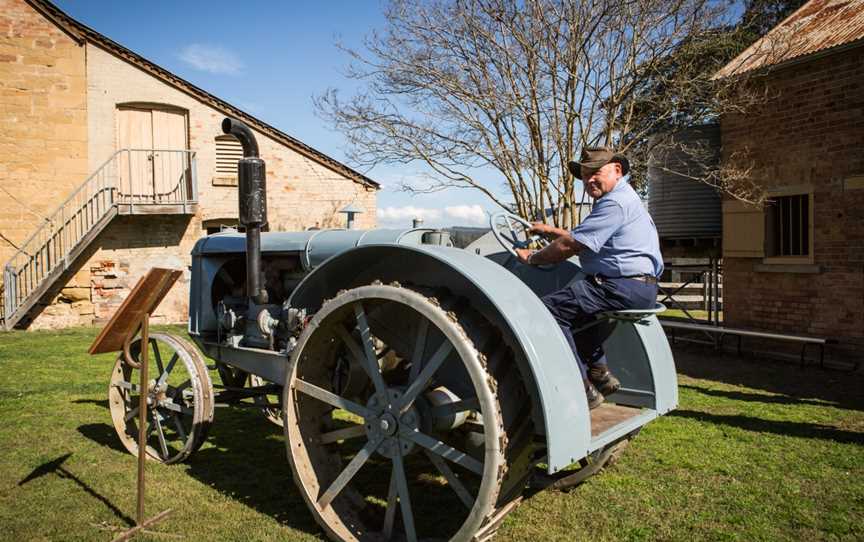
[
  {"left": 284, "top": 284, "right": 533, "bottom": 541},
  {"left": 108, "top": 333, "right": 214, "bottom": 464}
]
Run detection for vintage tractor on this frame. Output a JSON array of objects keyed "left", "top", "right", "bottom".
[{"left": 106, "top": 119, "right": 677, "bottom": 541}]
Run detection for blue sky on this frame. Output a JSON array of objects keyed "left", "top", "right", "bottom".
[{"left": 55, "top": 0, "right": 502, "bottom": 228}]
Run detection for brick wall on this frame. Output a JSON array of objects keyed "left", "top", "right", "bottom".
[
  {"left": 721, "top": 46, "right": 864, "bottom": 353},
  {"left": 0, "top": 0, "right": 88, "bottom": 268}
]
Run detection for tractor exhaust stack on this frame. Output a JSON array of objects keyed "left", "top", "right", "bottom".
[{"left": 222, "top": 118, "right": 268, "bottom": 305}]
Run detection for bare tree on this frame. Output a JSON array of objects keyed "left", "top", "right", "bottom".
[
  {"left": 317, "top": 0, "right": 765, "bottom": 226},
  {"left": 625, "top": 6, "right": 802, "bottom": 206}
]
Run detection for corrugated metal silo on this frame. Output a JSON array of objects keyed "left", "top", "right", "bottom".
[{"left": 647, "top": 124, "right": 721, "bottom": 240}]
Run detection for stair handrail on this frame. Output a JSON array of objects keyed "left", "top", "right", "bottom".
[
  {"left": 2, "top": 149, "right": 199, "bottom": 328},
  {"left": 4, "top": 148, "right": 198, "bottom": 270},
  {"left": 4, "top": 149, "right": 124, "bottom": 268},
  {"left": 115, "top": 149, "right": 197, "bottom": 204}
]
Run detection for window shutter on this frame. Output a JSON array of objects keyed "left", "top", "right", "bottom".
[
  {"left": 214, "top": 135, "right": 243, "bottom": 186},
  {"left": 722, "top": 200, "right": 765, "bottom": 258}
]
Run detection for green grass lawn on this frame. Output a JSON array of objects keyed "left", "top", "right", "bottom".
[{"left": 0, "top": 325, "right": 861, "bottom": 541}]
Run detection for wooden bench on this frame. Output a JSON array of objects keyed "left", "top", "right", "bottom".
[{"left": 661, "top": 320, "right": 836, "bottom": 368}]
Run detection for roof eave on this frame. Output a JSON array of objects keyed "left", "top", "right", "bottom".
[
  {"left": 24, "top": 0, "right": 380, "bottom": 190},
  {"left": 713, "top": 36, "right": 864, "bottom": 80}
]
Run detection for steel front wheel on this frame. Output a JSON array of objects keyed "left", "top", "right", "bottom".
[
  {"left": 108, "top": 333, "right": 214, "bottom": 463},
  {"left": 284, "top": 284, "right": 533, "bottom": 542}
]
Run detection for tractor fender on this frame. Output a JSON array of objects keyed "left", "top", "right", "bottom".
[{"left": 288, "top": 243, "right": 590, "bottom": 473}]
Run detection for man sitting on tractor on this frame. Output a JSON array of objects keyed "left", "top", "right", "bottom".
[{"left": 515, "top": 148, "right": 664, "bottom": 409}]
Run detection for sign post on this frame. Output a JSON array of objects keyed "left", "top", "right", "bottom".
[{"left": 89, "top": 268, "right": 182, "bottom": 541}]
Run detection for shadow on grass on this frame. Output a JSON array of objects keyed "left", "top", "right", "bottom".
[
  {"left": 77, "top": 423, "right": 130, "bottom": 455},
  {"left": 73, "top": 399, "right": 109, "bottom": 408},
  {"left": 77, "top": 408, "right": 321, "bottom": 536},
  {"left": 183, "top": 409, "right": 319, "bottom": 533},
  {"left": 187, "top": 409, "right": 473, "bottom": 539},
  {"left": 18, "top": 452, "right": 135, "bottom": 527},
  {"left": 669, "top": 409, "right": 864, "bottom": 445},
  {"left": 77, "top": 405, "right": 474, "bottom": 538},
  {"left": 679, "top": 384, "right": 850, "bottom": 409},
  {"left": 673, "top": 343, "right": 864, "bottom": 411}
]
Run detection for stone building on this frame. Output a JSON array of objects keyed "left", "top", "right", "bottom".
[
  {"left": 1, "top": 0, "right": 379, "bottom": 329},
  {"left": 715, "top": 0, "right": 864, "bottom": 355}
]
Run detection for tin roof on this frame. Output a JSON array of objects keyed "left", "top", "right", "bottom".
[
  {"left": 714, "top": 0, "right": 864, "bottom": 78},
  {"left": 25, "top": 0, "right": 380, "bottom": 190}
]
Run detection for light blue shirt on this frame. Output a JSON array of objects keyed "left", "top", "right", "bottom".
[{"left": 571, "top": 178, "right": 664, "bottom": 278}]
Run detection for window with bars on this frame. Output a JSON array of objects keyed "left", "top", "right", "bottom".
[
  {"left": 765, "top": 193, "right": 810, "bottom": 257},
  {"left": 213, "top": 135, "right": 242, "bottom": 186}
]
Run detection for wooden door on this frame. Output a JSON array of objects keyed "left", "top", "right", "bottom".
[
  {"left": 118, "top": 107, "right": 154, "bottom": 200},
  {"left": 152, "top": 109, "right": 189, "bottom": 201},
  {"left": 117, "top": 106, "right": 188, "bottom": 202}
]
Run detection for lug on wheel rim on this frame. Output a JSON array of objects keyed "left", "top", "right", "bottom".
[
  {"left": 284, "top": 285, "right": 519, "bottom": 542},
  {"left": 108, "top": 333, "right": 214, "bottom": 464}
]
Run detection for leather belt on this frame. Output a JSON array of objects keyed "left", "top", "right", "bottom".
[
  {"left": 594, "top": 274, "right": 658, "bottom": 285},
  {"left": 626, "top": 275, "right": 658, "bottom": 285}
]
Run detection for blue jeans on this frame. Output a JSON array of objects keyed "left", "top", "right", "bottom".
[{"left": 541, "top": 276, "right": 658, "bottom": 380}]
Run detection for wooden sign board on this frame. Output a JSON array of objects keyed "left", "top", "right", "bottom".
[{"left": 88, "top": 268, "right": 182, "bottom": 355}]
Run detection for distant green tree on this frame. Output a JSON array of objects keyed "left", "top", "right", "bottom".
[
  {"left": 740, "top": 0, "right": 807, "bottom": 37},
  {"left": 627, "top": 0, "right": 807, "bottom": 134},
  {"left": 624, "top": 0, "right": 807, "bottom": 201}
]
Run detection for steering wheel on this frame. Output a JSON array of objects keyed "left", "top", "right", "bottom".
[{"left": 489, "top": 212, "right": 551, "bottom": 258}]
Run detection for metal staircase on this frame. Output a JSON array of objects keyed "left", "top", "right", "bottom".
[{"left": 2, "top": 149, "right": 197, "bottom": 330}]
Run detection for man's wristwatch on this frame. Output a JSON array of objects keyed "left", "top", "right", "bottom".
[{"left": 527, "top": 251, "right": 538, "bottom": 265}]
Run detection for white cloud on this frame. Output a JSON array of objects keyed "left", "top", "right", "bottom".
[
  {"left": 444, "top": 204, "right": 487, "bottom": 225},
  {"left": 377, "top": 206, "right": 441, "bottom": 223},
  {"left": 179, "top": 44, "right": 243, "bottom": 75}
]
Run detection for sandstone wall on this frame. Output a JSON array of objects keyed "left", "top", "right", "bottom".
[
  {"left": 9, "top": 21, "right": 376, "bottom": 329},
  {"left": 0, "top": 0, "right": 88, "bottom": 270},
  {"left": 85, "top": 45, "right": 377, "bottom": 230}
]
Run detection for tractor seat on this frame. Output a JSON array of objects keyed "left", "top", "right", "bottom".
[
  {"left": 573, "top": 304, "right": 666, "bottom": 335},
  {"left": 598, "top": 303, "right": 667, "bottom": 322}
]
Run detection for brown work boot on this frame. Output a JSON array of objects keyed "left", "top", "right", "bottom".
[
  {"left": 588, "top": 366, "right": 621, "bottom": 396},
  {"left": 585, "top": 380, "right": 605, "bottom": 410}
]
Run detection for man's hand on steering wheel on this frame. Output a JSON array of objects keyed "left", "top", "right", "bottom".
[
  {"left": 530, "top": 222, "right": 572, "bottom": 243},
  {"left": 488, "top": 212, "right": 556, "bottom": 265},
  {"left": 528, "top": 222, "right": 557, "bottom": 237},
  {"left": 515, "top": 248, "right": 533, "bottom": 264}
]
